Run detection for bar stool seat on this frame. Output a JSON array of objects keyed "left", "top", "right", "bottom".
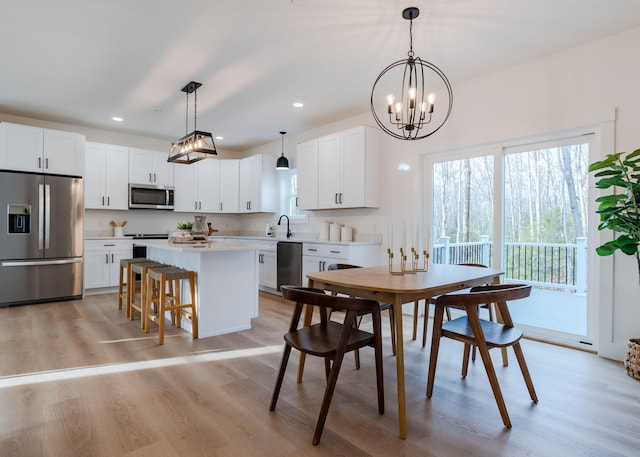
[
  {"left": 144, "top": 266, "right": 198, "bottom": 345},
  {"left": 128, "top": 261, "right": 168, "bottom": 327},
  {"left": 118, "top": 258, "right": 151, "bottom": 315}
]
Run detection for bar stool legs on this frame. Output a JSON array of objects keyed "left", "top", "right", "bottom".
[
  {"left": 118, "top": 258, "right": 149, "bottom": 315},
  {"left": 145, "top": 266, "right": 198, "bottom": 344}
]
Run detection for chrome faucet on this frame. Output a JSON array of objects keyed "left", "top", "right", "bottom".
[{"left": 278, "top": 214, "right": 292, "bottom": 238}]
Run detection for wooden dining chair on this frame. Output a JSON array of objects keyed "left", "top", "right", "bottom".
[
  {"left": 270, "top": 286, "right": 384, "bottom": 445},
  {"left": 426, "top": 283, "right": 538, "bottom": 428}
]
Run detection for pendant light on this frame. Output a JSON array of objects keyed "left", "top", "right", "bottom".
[
  {"left": 276, "top": 131, "right": 289, "bottom": 170},
  {"left": 370, "top": 7, "right": 453, "bottom": 140},
  {"left": 168, "top": 81, "right": 217, "bottom": 164}
]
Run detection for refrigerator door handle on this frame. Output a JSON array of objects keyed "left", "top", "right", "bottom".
[
  {"left": 38, "top": 184, "right": 45, "bottom": 249},
  {"left": 44, "top": 184, "right": 51, "bottom": 250},
  {"left": 2, "top": 258, "right": 82, "bottom": 267}
]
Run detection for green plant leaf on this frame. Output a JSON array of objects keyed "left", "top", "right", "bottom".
[{"left": 595, "top": 243, "right": 617, "bottom": 256}]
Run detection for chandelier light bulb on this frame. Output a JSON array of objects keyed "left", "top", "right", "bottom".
[
  {"left": 387, "top": 94, "right": 395, "bottom": 113},
  {"left": 395, "top": 102, "right": 403, "bottom": 121}
]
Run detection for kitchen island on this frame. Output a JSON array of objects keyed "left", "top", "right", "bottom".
[{"left": 133, "top": 239, "right": 268, "bottom": 338}]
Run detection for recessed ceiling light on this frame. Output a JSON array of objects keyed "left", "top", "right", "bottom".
[
  {"left": 215, "top": 136, "right": 223, "bottom": 140},
  {"left": 112, "top": 117, "right": 123, "bottom": 122},
  {"left": 292, "top": 102, "right": 304, "bottom": 108}
]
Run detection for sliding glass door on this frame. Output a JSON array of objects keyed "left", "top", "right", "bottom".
[{"left": 429, "top": 136, "right": 593, "bottom": 345}]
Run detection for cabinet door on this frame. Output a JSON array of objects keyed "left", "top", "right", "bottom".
[
  {"left": 43, "top": 128, "right": 85, "bottom": 176},
  {"left": 317, "top": 134, "right": 341, "bottom": 208},
  {"left": 104, "top": 145, "right": 129, "bottom": 210},
  {"left": 339, "top": 128, "right": 366, "bottom": 207},
  {"left": 84, "top": 250, "right": 111, "bottom": 289},
  {"left": 129, "top": 148, "right": 154, "bottom": 184},
  {"left": 173, "top": 164, "right": 197, "bottom": 212},
  {"left": 239, "top": 155, "right": 262, "bottom": 212},
  {"left": 0, "top": 122, "right": 43, "bottom": 172},
  {"left": 109, "top": 248, "right": 132, "bottom": 287},
  {"left": 220, "top": 159, "right": 239, "bottom": 213},
  {"left": 197, "top": 158, "right": 220, "bottom": 213},
  {"left": 152, "top": 151, "right": 174, "bottom": 186},
  {"left": 258, "top": 250, "right": 277, "bottom": 289},
  {"left": 296, "top": 139, "right": 319, "bottom": 210},
  {"left": 85, "top": 143, "right": 107, "bottom": 209}
]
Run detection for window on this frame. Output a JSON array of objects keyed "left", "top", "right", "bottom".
[{"left": 279, "top": 168, "right": 307, "bottom": 222}]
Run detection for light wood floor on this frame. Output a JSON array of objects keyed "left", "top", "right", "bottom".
[{"left": 1, "top": 292, "right": 639, "bottom": 457}]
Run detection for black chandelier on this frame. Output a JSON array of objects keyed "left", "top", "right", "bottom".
[
  {"left": 370, "top": 7, "right": 453, "bottom": 140},
  {"left": 168, "top": 81, "right": 217, "bottom": 164}
]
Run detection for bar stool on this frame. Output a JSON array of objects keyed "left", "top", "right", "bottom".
[
  {"left": 118, "top": 258, "right": 151, "bottom": 315},
  {"left": 128, "top": 260, "right": 167, "bottom": 327},
  {"left": 144, "top": 266, "right": 198, "bottom": 345}
]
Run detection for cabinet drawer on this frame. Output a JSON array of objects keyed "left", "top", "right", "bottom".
[
  {"left": 85, "top": 239, "right": 133, "bottom": 251},
  {"left": 302, "top": 243, "right": 349, "bottom": 260}
]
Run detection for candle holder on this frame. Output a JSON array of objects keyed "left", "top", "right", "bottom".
[
  {"left": 387, "top": 247, "right": 430, "bottom": 275},
  {"left": 387, "top": 248, "right": 405, "bottom": 275}
]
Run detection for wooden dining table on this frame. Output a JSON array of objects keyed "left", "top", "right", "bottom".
[{"left": 304, "top": 263, "right": 504, "bottom": 439}]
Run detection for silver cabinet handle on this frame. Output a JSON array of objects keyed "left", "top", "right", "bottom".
[
  {"left": 220, "top": 202, "right": 223, "bottom": 211},
  {"left": 149, "top": 173, "right": 152, "bottom": 182},
  {"left": 339, "top": 193, "right": 343, "bottom": 204},
  {"left": 45, "top": 158, "right": 49, "bottom": 169},
  {"left": 195, "top": 201, "right": 198, "bottom": 210},
  {"left": 153, "top": 173, "right": 157, "bottom": 182},
  {"left": 38, "top": 157, "right": 42, "bottom": 169},
  {"left": 111, "top": 254, "right": 114, "bottom": 263},
  {"left": 105, "top": 254, "right": 109, "bottom": 263},
  {"left": 102, "top": 196, "right": 105, "bottom": 206},
  {"left": 335, "top": 193, "right": 338, "bottom": 204},
  {"left": 107, "top": 196, "right": 110, "bottom": 206}
]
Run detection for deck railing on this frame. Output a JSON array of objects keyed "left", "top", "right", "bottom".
[{"left": 432, "top": 237, "right": 587, "bottom": 294}]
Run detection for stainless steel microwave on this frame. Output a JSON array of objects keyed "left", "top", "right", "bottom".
[{"left": 128, "top": 184, "right": 174, "bottom": 210}]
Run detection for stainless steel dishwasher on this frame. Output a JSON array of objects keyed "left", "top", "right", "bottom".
[{"left": 277, "top": 241, "right": 302, "bottom": 291}]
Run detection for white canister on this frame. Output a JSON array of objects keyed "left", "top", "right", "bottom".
[
  {"left": 113, "top": 227, "right": 124, "bottom": 237},
  {"left": 329, "top": 223, "right": 342, "bottom": 241},
  {"left": 319, "top": 221, "right": 330, "bottom": 240},
  {"left": 340, "top": 226, "right": 353, "bottom": 242}
]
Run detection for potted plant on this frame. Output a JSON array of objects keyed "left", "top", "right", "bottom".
[
  {"left": 589, "top": 148, "right": 640, "bottom": 380},
  {"left": 177, "top": 221, "right": 193, "bottom": 232}
]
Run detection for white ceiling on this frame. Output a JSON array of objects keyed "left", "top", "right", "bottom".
[{"left": 2, "top": 0, "right": 640, "bottom": 151}]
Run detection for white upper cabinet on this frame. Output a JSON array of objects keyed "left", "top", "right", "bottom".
[
  {"left": 220, "top": 159, "right": 239, "bottom": 213},
  {"left": 296, "top": 139, "right": 319, "bottom": 210},
  {"left": 0, "top": 122, "right": 84, "bottom": 176},
  {"left": 238, "top": 154, "right": 276, "bottom": 213},
  {"left": 174, "top": 158, "right": 221, "bottom": 213},
  {"left": 305, "top": 126, "right": 380, "bottom": 210},
  {"left": 43, "top": 128, "right": 85, "bottom": 176},
  {"left": 85, "top": 142, "right": 129, "bottom": 210},
  {"left": 128, "top": 147, "right": 174, "bottom": 186}
]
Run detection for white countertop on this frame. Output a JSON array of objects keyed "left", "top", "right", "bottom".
[{"left": 210, "top": 235, "right": 381, "bottom": 246}]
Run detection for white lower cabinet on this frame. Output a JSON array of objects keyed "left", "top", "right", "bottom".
[
  {"left": 84, "top": 239, "right": 133, "bottom": 290},
  {"left": 301, "top": 243, "right": 379, "bottom": 284},
  {"left": 258, "top": 249, "right": 277, "bottom": 290}
]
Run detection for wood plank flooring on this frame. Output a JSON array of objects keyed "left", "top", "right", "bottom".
[{"left": 1, "top": 292, "right": 639, "bottom": 456}]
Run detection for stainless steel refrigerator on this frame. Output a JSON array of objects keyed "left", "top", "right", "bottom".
[{"left": 0, "top": 170, "right": 83, "bottom": 307}]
